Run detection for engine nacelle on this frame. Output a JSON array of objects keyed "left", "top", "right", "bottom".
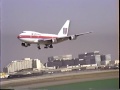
[
  {"left": 69, "top": 35, "right": 77, "bottom": 40},
  {"left": 51, "top": 38, "right": 57, "bottom": 43}
]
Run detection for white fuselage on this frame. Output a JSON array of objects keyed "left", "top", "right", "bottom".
[{"left": 17, "top": 31, "right": 59, "bottom": 44}]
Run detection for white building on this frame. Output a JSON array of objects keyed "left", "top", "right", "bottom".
[
  {"left": 115, "top": 60, "right": 119, "bottom": 65},
  {"left": 101, "top": 60, "right": 110, "bottom": 65},
  {"left": 3, "top": 58, "right": 44, "bottom": 73},
  {"left": 32, "top": 59, "right": 45, "bottom": 70}
]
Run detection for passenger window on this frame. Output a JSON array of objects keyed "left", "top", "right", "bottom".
[{"left": 31, "top": 33, "right": 39, "bottom": 36}]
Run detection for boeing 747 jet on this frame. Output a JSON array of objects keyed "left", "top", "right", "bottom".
[{"left": 17, "top": 20, "right": 92, "bottom": 49}]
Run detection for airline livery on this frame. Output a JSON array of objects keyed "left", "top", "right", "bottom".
[{"left": 17, "top": 20, "right": 92, "bottom": 49}]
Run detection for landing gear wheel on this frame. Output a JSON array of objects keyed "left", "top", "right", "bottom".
[
  {"left": 44, "top": 46, "right": 48, "bottom": 48},
  {"left": 38, "top": 46, "right": 41, "bottom": 49},
  {"left": 37, "top": 44, "right": 41, "bottom": 49},
  {"left": 28, "top": 43, "right": 30, "bottom": 46},
  {"left": 44, "top": 44, "right": 48, "bottom": 48},
  {"left": 49, "top": 45, "right": 53, "bottom": 48},
  {"left": 21, "top": 43, "right": 25, "bottom": 46}
]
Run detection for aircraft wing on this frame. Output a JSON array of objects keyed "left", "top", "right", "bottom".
[
  {"left": 74, "top": 31, "right": 92, "bottom": 37},
  {"left": 56, "top": 31, "right": 92, "bottom": 42},
  {"left": 38, "top": 31, "right": 92, "bottom": 44}
]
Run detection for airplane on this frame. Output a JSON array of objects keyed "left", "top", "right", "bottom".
[{"left": 17, "top": 20, "right": 92, "bottom": 50}]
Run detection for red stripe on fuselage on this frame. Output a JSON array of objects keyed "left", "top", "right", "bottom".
[{"left": 19, "top": 35, "right": 57, "bottom": 38}]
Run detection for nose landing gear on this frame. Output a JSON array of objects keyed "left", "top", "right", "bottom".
[{"left": 21, "top": 43, "right": 30, "bottom": 47}]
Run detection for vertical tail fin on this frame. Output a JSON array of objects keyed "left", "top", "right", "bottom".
[{"left": 58, "top": 20, "right": 70, "bottom": 37}]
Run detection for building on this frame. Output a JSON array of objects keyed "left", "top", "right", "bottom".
[
  {"left": 84, "top": 55, "right": 101, "bottom": 65},
  {"left": 86, "top": 51, "right": 100, "bottom": 56},
  {"left": 78, "top": 51, "right": 102, "bottom": 66},
  {"left": 32, "top": 59, "right": 45, "bottom": 70},
  {"left": 101, "top": 60, "right": 110, "bottom": 66},
  {"left": 115, "top": 60, "right": 119, "bottom": 65},
  {"left": 3, "top": 58, "right": 44, "bottom": 73},
  {"left": 100, "top": 54, "right": 111, "bottom": 65},
  {"left": 46, "top": 51, "right": 112, "bottom": 68},
  {"left": 48, "top": 54, "right": 72, "bottom": 61},
  {"left": 74, "top": 58, "right": 85, "bottom": 65},
  {"left": 101, "top": 54, "right": 111, "bottom": 61},
  {"left": 0, "top": 72, "right": 9, "bottom": 78},
  {"left": 78, "top": 52, "right": 112, "bottom": 66},
  {"left": 47, "top": 54, "right": 73, "bottom": 68}
]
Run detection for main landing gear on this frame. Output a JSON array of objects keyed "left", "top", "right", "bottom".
[
  {"left": 37, "top": 44, "right": 41, "bottom": 50},
  {"left": 21, "top": 43, "right": 53, "bottom": 50},
  {"left": 37, "top": 44, "right": 53, "bottom": 50},
  {"left": 44, "top": 44, "right": 53, "bottom": 48},
  {"left": 49, "top": 44, "right": 53, "bottom": 48}
]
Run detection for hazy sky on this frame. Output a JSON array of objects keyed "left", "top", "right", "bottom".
[{"left": 0, "top": 0, "right": 118, "bottom": 70}]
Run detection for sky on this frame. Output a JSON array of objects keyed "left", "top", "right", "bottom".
[{"left": 0, "top": 0, "right": 119, "bottom": 70}]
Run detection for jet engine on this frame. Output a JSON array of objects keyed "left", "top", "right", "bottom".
[{"left": 69, "top": 35, "right": 77, "bottom": 40}]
